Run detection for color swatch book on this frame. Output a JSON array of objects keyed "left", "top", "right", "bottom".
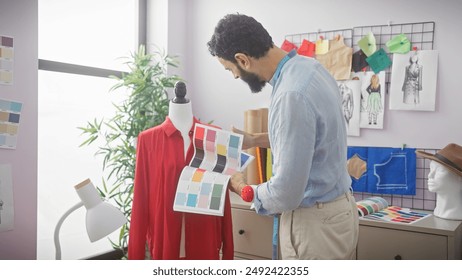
[
  {"left": 356, "top": 196, "right": 431, "bottom": 224},
  {"left": 173, "top": 123, "right": 254, "bottom": 216}
]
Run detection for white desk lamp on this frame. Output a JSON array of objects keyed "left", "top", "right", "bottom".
[{"left": 54, "top": 178, "right": 127, "bottom": 259}]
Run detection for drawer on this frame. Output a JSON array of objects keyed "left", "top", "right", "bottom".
[
  {"left": 357, "top": 225, "right": 448, "bottom": 260},
  {"left": 232, "top": 208, "right": 273, "bottom": 259}
]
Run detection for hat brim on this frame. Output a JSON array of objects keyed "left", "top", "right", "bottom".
[{"left": 416, "top": 150, "right": 462, "bottom": 177}]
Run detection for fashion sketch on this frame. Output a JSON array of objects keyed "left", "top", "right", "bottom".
[
  {"left": 402, "top": 54, "right": 423, "bottom": 104},
  {"left": 339, "top": 83, "right": 354, "bottom": 125},
  {"left": 366, "top": 74, "right": 382, "bottom": 125},
  {"left": 351, "top": 71, "right": 385, "bottom": 129},
  {"left": 389, "top": 50, "right": 438, "bottom": 111},
  {"left": 337, "top": 80, "right": 361, "bottom": 136}
]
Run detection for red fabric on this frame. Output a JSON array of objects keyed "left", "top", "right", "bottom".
[
  {"left": 128, "top": 117, "right": 234, "bottom": 260},
  {"left": 281, "top": 39, "right": 298, "bottom": 52},
  {"left": 297, "top": 39, "right": 316, "bottom": 57}
]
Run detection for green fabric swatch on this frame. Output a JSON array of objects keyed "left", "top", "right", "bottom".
[
  {"left": 366, "top": 48, "right": 391, "bottom": 74},
  {"left": 358, "top": 32, "right": 377, "bottom": 57},
  {"left": 386, "top": 33, "right": 411, "bottom": 54}
]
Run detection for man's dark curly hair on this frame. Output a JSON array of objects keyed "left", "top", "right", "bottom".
[{"left": 207, "top": 13, "right": 274, "bottom": 63}]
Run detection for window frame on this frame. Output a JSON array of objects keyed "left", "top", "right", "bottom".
[{"left": 37, "top": 0, "right": 147, "bottom": 259}]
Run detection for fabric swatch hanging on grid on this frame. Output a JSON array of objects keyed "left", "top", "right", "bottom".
[
  {"left": 386, "top": 34, "right": 411, "bottom": 54},
  {"left": 316, "top": 34, "right": 352, "bottom": 80},
  {"left": 297, "top": 39, "right": 316, "bottom": 57},
  {"left": 347, "top": 146, "right": 416, "bottom": 195},
  {"left": 358, "top": 31, "right": 377, "bottom": 57},
  {"left": 280, "top": 39, "right": 298, "bottom": 52},
  {"left": 366, "top": 48, "right": 392, "bottom": 74},
  {"left": 352, "top": 49, "right": 369, "bottom": 72}
]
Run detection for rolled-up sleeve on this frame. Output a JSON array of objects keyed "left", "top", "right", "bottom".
[{"left": 253, "top": 90, "right": 316, "bottom": 215}]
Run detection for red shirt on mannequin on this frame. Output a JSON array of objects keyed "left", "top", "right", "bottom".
[{"left": 128, "top": 117, "right": 234, "bottom": 260}]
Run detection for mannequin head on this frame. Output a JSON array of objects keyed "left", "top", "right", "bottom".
[
  {"left": 416, "top": 143, "right": 462, "bottom": 220},
  {"left": 427, "top": 161, "right": 462, "bottom": 220},
  {"left": 428, "top": 161, "right": 462, "bottom": 193}
]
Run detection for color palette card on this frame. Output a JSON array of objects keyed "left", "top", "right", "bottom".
[
  {"left": 0, "top": 35, "right": 14, "bottom": 85},
  {"left": 357, "top": 196, "right": 430, "bottom": 224},
  {"left": 0, "top": 98, "right": 22, "bottom": 149},
  {"left": 189, "top": 123, "right": 253, "bottom": 175},
  {"left": 174, "top": 166, "right": 230, "bottom": 216},
  {"left": 174, "top": 123, "right": 254, "bottom": 216},
  {"left": 362, "top": 206, "right": 430, "bottom": 224}
]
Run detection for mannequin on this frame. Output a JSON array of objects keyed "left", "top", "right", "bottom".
[
  {"left": 129, "top": 81, "right": 234, "bottom": 260},
  {"left": 427, "top": 160, "right": 462, "bottom": 220},
  {"left": 416, "top": 143, "right": 462, "bottom": 220},
  {"left": 169, "top": 81, "right": 193, "bottom": 258},
  {"left": 169, "top": 81, "right": 193, "bottom": 157}
]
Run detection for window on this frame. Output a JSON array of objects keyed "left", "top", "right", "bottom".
[{"left": 38, "top": 0, "right": 138, "bottom": 260}]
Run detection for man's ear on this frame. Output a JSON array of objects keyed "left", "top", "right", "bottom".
[{"left": 234, "top": 53, "right": 251, "bottom": 69}]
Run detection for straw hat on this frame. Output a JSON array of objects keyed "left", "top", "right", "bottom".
[{"left": 416, "top": 143, "right": 462, "bottom": 177}]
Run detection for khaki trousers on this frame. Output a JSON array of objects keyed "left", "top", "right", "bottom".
[{"left": 280, "top": 192, "right": 359, "bottom": 260}]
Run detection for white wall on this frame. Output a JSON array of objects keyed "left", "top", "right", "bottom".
[
  {"left": 171, "top": 0, "right": 462, "bottom": 149},
  {"left": 0, "top": 0, "right": 38, "bottom": 259}
]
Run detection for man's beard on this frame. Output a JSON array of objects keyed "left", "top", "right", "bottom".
[{"left": 237, "top": 64, "right": 266, "bottom": 93}]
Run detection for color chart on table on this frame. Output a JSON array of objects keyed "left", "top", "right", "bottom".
[
  {"left": 361, "top": 206, "right": 430, "bottom": 224},
  {"left": 0, "top": 36, "right": 14, "bottom": 85},
  {"left": 357, "top": 196, "right": 430, "bottom": 224},
  {"left": 174, "top": 123, "right": 253, "bottom": 216},
  {"left": 0, "top": 99, "right": 22, "bottom": 149}
]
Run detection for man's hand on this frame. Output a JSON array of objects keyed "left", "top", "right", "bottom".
[
  {"left": 232, "top": 126, "right": 270, "bottom": 149},
  {"left": 231, "top": 126, "right": 254, "bottom": 150},
  {"left": 228, "top": 172, "right": 246, "bottom": 195}
]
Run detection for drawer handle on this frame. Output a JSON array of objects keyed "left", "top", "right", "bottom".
[
  {"left": 238, "top": 229, "right": 245, "bottom": 235},
  {"left": 394, "top": 255, "right": 402, "bottom": 260}
]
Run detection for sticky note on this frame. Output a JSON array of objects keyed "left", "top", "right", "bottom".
[{"left": 315, "top": 39, "right": 329, "bottom": 55}]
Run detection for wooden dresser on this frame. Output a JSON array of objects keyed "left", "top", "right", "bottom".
[{"left": 357, "top": 213, "right": 462, "bottom": 260}]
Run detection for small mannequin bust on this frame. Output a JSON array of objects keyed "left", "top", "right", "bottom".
[
  {"left": 169, "top": 81, "right": 193, "bottom": 158},
  {"left": 169, "top": 81, "right": 193, "bottom": 258},
  {"left": 427, "top": 160, "right": 462, "bottom": 220}
]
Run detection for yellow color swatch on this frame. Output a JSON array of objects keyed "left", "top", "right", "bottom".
[
  {"left": 192, "top": 170, "right": 204, "bottom": 182},
  {"left": 217, "top": 144, "right": 227, "bottom": 156},
  {"left": 0, "top": 71, "right": 13, "bottom": 83}
]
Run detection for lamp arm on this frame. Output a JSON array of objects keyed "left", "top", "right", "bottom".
[{"left": 54, "top": 201, "right": 84, "bottom": 260}]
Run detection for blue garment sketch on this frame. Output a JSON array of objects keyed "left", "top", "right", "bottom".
[
  {"left": 374, "top": 153, "right": 408, "bottom": 188},
  {"left": 347, "top": 146, "right": 416, "bottom": 195},
  {"left": 367, "top": 147, "right": 416, "bottom": 195}
]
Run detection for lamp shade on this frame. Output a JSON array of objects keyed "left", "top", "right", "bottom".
[{"left": 74, "top": 179, "right": 127, "bottom": 242}]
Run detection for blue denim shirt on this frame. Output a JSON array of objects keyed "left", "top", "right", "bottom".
[{"left": 253, "top": 52, "right": 351, "bottom": 215}]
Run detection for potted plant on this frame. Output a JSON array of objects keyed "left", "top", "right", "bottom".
[{"left": 78, "top": 45, "right": 181, "bottom": 258}]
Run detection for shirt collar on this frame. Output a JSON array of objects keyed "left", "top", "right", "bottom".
[
  {"left": 269, "top": 49, "right": 296, "bottom": 86},
  {"left": 163, "top": 116, "right": 199, "bottom": 138}
]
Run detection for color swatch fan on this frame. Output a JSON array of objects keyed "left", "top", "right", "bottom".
[{"left": 173, "top": 124, "right": 254, "bottom": 216}]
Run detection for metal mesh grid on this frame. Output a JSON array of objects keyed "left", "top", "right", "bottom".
[
  {"left": 352, "top": 148, "right": 438, "bottom": 211},
  {"left": 284, "top": 22, "right": 435, "bottom": 95},
  {"left": 352, "top": 22, "right": 435, "bottom": 95},
  {"left": 283, "top": 23, "right": 437, "bottom": 211},
  {"left": 285, "top": 28, "right": 353, "bottom": 48}
]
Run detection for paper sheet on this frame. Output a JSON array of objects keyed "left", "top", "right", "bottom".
[{"left": 0, "top": 164, "right": 14, "bottom": 232}]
